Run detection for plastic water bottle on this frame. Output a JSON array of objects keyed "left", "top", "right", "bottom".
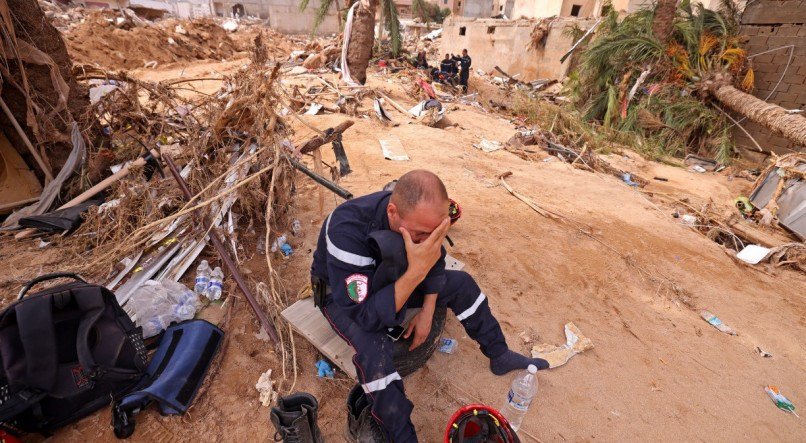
[
  {"left": 194, "top": 260, "right": 211, "bottom": 295},
  {"left": 501, "top": 364, "right": 538, "bottom": 432},
  {"left": 205, "top": 267, "right": 224, "bottom": 301}
]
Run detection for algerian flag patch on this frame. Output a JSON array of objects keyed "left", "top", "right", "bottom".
[{"left": 345, "top": 274, "right": 369, "bottom": 303}]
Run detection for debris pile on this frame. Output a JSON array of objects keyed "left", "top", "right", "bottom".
[{"left": 54, "top": 7, "right": 293, "bottom": 69}]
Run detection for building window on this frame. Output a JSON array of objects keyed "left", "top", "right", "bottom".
[
  {"left": 458, "top": 1, "right": 461, "bottom": 7},
  {"left": 499, "top": 5, "right": 504, "bottom": 11},
  {"left": 459, "top": 26, "right": 466, "bottom": 36},
  {"left": 487, "top": 26, "right": 495, "bottom": 34},
  {"left": 444, "top": 0, "right": 447, "bottom": 4},
  {"left": 570, "top": 4, "right": 582, "bottom": 16}
]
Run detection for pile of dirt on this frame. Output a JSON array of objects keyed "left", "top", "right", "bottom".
[{"left": 59, "top": 9, "right": 292, "bottom": 69}]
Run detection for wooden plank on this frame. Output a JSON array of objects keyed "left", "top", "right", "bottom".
[{"left": 282, "top": 298, "right": 357, "bottom": 379}]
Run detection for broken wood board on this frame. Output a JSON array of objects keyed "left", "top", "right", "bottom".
[
  {"left": 282, "top": 297, "right": 357, "bottom": 379},
  {"left": 0, "top": 132, "right": 42, "bottom": 214},
  {"left": 380, "top": 139, "right": 409, "bottom": 161}
]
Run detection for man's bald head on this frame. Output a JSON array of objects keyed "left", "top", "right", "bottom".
[{"left": 390, "top": 170, "right": 449, "bottom": 216}]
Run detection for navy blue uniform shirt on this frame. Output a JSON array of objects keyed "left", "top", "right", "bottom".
[{"left": 311, "top": 191, "right": 447, "bottom": 332}]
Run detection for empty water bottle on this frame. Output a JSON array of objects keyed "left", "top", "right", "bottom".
[
  {"left": 501, "top": 364, "right": 538, "bottom": 432},
  {"left": 194, "top": 260, "right": 211, "bottom": 295},
  {"left": 205, "top": 267, "right": 224, "bottom": 301}
]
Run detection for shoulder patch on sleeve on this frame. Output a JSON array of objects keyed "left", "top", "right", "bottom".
[{"left": 345, "top": 274, "right": 369, "bottom": 303}]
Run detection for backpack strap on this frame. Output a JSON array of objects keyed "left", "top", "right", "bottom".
[
  {"left": 14, "top": 296, "right": 58, "bottom": 391},
  {"left": 73, "top": 289, "right": 141, "bottom": 383}
]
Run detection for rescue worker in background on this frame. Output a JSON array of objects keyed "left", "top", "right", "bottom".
[
  {"left": 415, "top": 50, "right": 429, "bottom": 69},
  {"left": 310, "top": 170, "right": 549, "bottom": 442},
  {"left": 440, "top": 53, "right": 458, "bottom": 78},
  {"left": 452, "top": 49, "right": 472, "bottom": 92}
]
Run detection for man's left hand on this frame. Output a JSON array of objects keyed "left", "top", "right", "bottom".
[{"left": 404, "top": 307, "right": 434, "bottom": 351}]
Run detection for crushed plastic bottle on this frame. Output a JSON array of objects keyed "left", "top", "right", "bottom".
[
  {"left": 271, "top": 235, "right": 287, "bottom": 253},
  {"left": 501, "top": 364, "right": 538, "bottom": 432},
  {"left": 129, "top": 280, "right": 200, "bottom": 338},
  {"left": 204, "top": 266, "right": 224, "bottom": 301},
  {"left": 765, "top": 386, "right": 798, "bottom": 417},
  {"left": 280, "top": 243, "right": 293, "bottom": 257},
  {"left": 291, "top": 219, "right": 302, "bottom": 236},
  {"left": 194, "top": 260, "right": 211, "bottom": 295},
  {"left": 699, "top": 310, "right": 737, "bottom": 335}
]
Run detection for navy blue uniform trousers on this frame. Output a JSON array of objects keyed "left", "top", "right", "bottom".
[{"left": 322, "top": 270, "right": 507, "bottom": 442}]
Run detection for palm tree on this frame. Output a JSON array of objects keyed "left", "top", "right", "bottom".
[
  {"left": 652, "top": 0, "right": 678, "bottom": 42},
  {"left": 571, "top": 0, "right": 806, "bottom": 161},
  {"left": 300, "top": 0, "right": 404, "bottom": 84}
]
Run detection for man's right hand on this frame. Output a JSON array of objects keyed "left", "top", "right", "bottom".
[{"left": 400, "top": 217, "right": 450, "bottom": 281}]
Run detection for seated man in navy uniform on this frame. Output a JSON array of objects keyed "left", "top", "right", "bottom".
[{"left": 310, "top": 170, "right": 548, "bottom": 441}]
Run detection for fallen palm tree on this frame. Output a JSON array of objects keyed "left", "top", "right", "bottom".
[{"left": 568, "top": 0, "right": 805, "bottom": 163}]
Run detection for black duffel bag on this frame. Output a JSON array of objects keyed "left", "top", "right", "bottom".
[{"left": 0, "top": 273, "right": 148, "bottom": 434}]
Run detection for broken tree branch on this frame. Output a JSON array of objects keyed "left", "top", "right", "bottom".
[
  {"left": 298, "top": 119, "right": 355, "bottom": 154},
  {"left": 164, "top": 154, "right": 281, "bottom": 346}
]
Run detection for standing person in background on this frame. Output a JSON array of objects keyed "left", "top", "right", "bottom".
[{"left": 452, "top": 49, "right": 472, "bottom": 92}]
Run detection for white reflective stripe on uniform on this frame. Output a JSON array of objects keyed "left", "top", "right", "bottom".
[
  {"left": 456, "top": 292, "right": 487, "bottom": 321},
  {"left": 325, "top": 213, "right": 376, "bottom": 267},
  {"left": 361, "top": 372, "right": 402, "bottom": 393}
]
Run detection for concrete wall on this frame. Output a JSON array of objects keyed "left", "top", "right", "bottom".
[
  {"left": 733, "top": 0, "right": 806, "bottom": 155},
  {"left": 510, "top": 0, "right": 562, "bottom": 18},
  {"left": 440, "top": 17, "right": 593, "bottom": 81},
  {"left": 266, "top": 0, "right": 340, "bottom": 34},
  {"left": 461, "top": 0, "right": 496, "bottom": 17}
]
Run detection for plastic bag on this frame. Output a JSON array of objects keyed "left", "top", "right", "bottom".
[{"left": 128, "top": 280, "right": 200, "bottom": 338}]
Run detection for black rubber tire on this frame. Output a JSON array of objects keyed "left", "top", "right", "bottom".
[{"left": 392, "top": 306, "right": 447, "bottom": 377}]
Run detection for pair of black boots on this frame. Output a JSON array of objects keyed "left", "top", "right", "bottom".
[{"left": 270, "top": 385, "right": 388, "bottom": 442}]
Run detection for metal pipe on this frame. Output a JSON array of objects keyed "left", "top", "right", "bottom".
[
  {"left": 287, "top": 156, "right": 353, "bottom": 200},
  {"left": 163, "top": 155, "right": 281, "bottom": 346}
]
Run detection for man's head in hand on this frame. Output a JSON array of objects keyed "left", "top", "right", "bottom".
[{"left": 387, "top": 170, "right": 450, "bottom": 244}]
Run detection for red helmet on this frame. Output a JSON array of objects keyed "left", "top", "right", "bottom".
[{"left": 444, "top": 404, "right": 520, "bottom": 443}]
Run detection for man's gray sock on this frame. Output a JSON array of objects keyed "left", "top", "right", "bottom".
[{"left": 489, "top": 350, "right": 549, "bottom": 376}]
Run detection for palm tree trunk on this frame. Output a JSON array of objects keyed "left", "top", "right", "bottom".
[
  {"left": 712, "top": 84, "right": 806, "bottom": 146},
  {"left": 377, "top": 0, "right": 385, "bottom": 46},
  {"left": 346, "top": 0, "right": 376, "bottom": 84},
  {"left": 652, "top": 0, "right": 677, "bottom": 43}
]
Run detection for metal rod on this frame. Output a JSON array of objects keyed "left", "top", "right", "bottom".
[
  {"left": 163, "top": 155, "right": 281, "bottom": 346},
  {"left": 0, "top": 96, "right": 54, "bottom": 182},
  {"left": 287, "top": 156, "right": 353, "bottom": 200}
]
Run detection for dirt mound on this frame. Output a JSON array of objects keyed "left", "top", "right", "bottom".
[{"left": 60, "top": 10, "right": 291, "bottom": 69}]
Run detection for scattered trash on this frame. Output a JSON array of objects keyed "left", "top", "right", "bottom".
[
  {"left": 421, "top": 28, "right": 442, "bottom": 41},
  {"left": 531, "top": 322, "right": 594, "bottom": 368},
  {"left": 305, "top": 103, "right": 324, "bottom": 115},
  {"left": 174, "top": 24, "right": 187, "bottom": 35},
  {"left": 204, "top": 266, "right": 224, "bottom": 301},
  {"left": 291, "top": 219, "right": 303, "bottom": 236},
  {"left": 280, "top": 242, "right": 293, "bottom": 257},
  {"left": 271, "top": 234, "right": 288, "bottom": 253},
  {"left": 315, "top": 359, "right": 335, "bottom": 378},
  {"left": 380, "top": 139, "right": 410, "bottom": 161},
  {"left": 195, "top": 259, "right": 211, "bottom": 295},
  {"left": 736, "top": 244, "right": 771, "bottom": 265},
  {"left": 765, "top": 386, "right": 798, "bottom": 417},
  {"left": 256, "top": 369, "right": 277, "bottom": 406},
  {"left": 622, "top": 173, "right": 640, "bottom": 187},
  {"left": 681, "top": 214, "right": 698, "bottom": 226},
  {"left": 438, "top": 338, "right": 458, "bottom": 354},
  {"left": 373, "top": 99, "right": 397, "bottom": 126},
  {"left": 748, "top": 153, "right": 805, "bottom": 240},
  {"left": 756, "top": 346, "right": 772, "bottom": 358},
  {"left": 699, "top": 310, "right": 737, "bottom": 335},
  {"left": 684, "top": 154, "right": 718, "bottom": 172},
  {"left": 473, "top": 139, "right": 504, "bottom": 153},
  {"left": 734, "top": 196, "right": 755, "bottom": 216},
  {"left": 653, "top": 176, "right": 669, "bottom": 182},
  {"left": 221, "top": 19, "right": 239, "bottom": 32},
  {"left": 127, "top": 280, "right": 200, "bottom": 338}
]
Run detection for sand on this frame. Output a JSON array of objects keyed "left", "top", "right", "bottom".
[{"left": 1, "top": 58, "right": 803, "bottom": 442}]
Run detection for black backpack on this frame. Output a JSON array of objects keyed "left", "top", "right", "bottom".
[{"left": 0, "top": 273, "right": 148, "bottom": 434}]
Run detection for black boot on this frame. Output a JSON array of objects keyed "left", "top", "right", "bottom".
[
  {"left": 345, "top": 384, "right": 389, "bottom": 443},
  {"left": 271, "top": 392, "right": 324, "bottom": 442}
]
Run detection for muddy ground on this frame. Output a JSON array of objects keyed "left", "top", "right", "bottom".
[{"left": 1, "top": 38, "right": 804, "bottom": 442}]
